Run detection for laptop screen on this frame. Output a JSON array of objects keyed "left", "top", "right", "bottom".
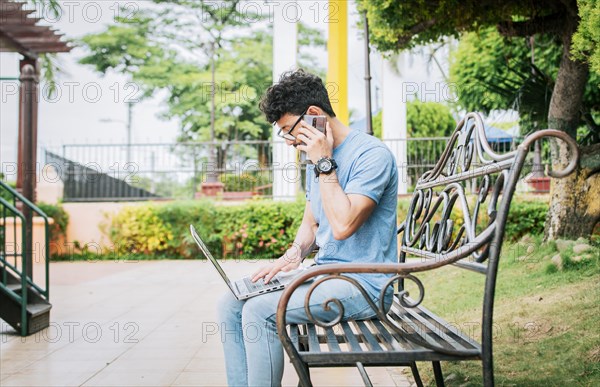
[{"left": 190, "top": 225, "right": 235, "bottom": 291}]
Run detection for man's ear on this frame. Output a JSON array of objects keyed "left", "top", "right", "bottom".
[{"left": 306, "top": 105, "right": 324, "bottom": 116}]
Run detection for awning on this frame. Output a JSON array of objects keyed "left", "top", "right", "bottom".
[
  {"left": 0, "top": 0, "right": 71, "bottom": 59},
  {"left": 484, "top": 125, "right": 515, "bottom": 143}
]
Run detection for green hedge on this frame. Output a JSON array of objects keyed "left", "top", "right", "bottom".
[
  {"left": 105, "top": 196, "right": 547, "bottom": 260},
  {"left": 505, "top": 200, "right": 548, "bottom": 240},
  {"left": 109, "top": 200, "right": 215, "bottom": 259},
  {"left": 37, "top": 202, "right": 69, "bottom": 240},
  {"left": 108, "top": 199, "right": 305, "bottom": 259},
  {"left": 220, "top": 172, "right": 271, "bottom": 193}
]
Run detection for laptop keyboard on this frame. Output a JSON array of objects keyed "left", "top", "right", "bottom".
[{"left": 244, "top": 277, "right": 281, "bottom": 293}]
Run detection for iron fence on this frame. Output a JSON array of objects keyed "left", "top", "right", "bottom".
[{"left": 43, "top": 137, "right": 527, "bottom": 202}]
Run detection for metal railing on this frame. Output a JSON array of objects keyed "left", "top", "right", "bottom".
[
  {"left": 0, "top": 181, "right": 51, "bottom": 336},
  {"left": 43, "top": 137, "right": 525, "bottom": 202}
]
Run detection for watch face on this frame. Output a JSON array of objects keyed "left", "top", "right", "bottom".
[{"left": 317, "top": 159, "right": 331, "bottom": 172}]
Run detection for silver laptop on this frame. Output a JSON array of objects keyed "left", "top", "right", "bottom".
[{"left": 190, "top": 224, "right": 300, "bottom": 300}]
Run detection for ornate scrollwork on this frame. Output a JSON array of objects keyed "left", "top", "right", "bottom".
[
  {"left": 380, "top": 274, "right": 425, "bottom": 310},
  {"left": 403, "top": 170, "right": 513, "bottom": 264},
  {"left": 301, "top": 272, "right": 426, "bottom": 330},
  {"left": 303, "top": 274, "right": 380, "bottom": 328},
  {"left": 402, "top": 112, "right": 560, "bottom": 265},
  {"left": 419, "top": 113, "right": 516, "bottom": 186}
]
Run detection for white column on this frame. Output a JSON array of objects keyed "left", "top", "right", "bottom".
[
  {"left": 381, "top": 54, "right": 408, "bottom": 195},
  {"left": 272, "top": 1, "right": 299, "bottom": 201}
]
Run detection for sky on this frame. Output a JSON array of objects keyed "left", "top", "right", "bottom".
[{"left": 0, "top": 0, "right": 448, "bottom": 176}]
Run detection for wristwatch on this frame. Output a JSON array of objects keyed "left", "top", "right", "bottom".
[{"left": 314, "top": 157, "right": 337, "bottom": 177}]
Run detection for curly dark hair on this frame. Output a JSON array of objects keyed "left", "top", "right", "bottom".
[{"left": 259, "top": 69, "right": 336, "bottom": 123}]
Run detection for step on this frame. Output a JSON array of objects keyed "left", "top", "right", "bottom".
[
  {"left": 5, "top": 283, "right": 21, "bottom": 292},
  {"left": 27, "top": 302, "right": 52, "bottom": 318}
]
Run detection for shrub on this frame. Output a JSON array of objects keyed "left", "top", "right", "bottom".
[
  {"left": 220, "top": 172, "right": 271, "bottom": 193},
  {"left": 109, "top": 200, "right": 218, "bottom": 258},
  {"left": 107, "top": 194, "right": 547, "bottom": 260},
  {"left": 505, "top": 200, "right": 548, "bottom": 241},
  {"left": 216, "top": 201, "right": 304, "bottom": 259},
  {"left": 108, "top": 199, "right": 304, "bottom": 259},
  {"left": 109, "top": 204, "right": 175, "bottom": 256},
  {"left": 372, "top": 100, "right": 456, "bottom": 139},
  {"left": 37, "top": 202, "right": 69, "bottom": 240}
]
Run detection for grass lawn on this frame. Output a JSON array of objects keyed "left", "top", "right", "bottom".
[{"left": 408, "top": 236, "right": 600, "bottom": 386}]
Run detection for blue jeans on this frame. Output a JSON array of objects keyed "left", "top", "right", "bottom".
[{"left": 217, "top": 277, "right": 381, "bottom": 387}]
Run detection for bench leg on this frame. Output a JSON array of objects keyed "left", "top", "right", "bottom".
[
  {"left": 432, "top": 361, "right": 445, "bottom": 387},
  {"left": 294, "top": 361, "right": 312, "bottom": 387},
  {"left": 409, "top": 362, "right": 424, "bottom": 387},
  {"left": 483, "top": 356, "right": 495, "bottom": 387},
  {"left": 356, "top": 362, "right": 373, "bottom": 387}
]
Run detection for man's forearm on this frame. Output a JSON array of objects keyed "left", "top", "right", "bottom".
[
  {"left": 285, "top": 220, "right": 317, "bottom": 262},
  {"left": 318, "top": 172, "right": 353, "bottom": 239}
]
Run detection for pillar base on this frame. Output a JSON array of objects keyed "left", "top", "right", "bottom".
[{"left": 196, "top": 182, "right": 225, "bottom": 198}]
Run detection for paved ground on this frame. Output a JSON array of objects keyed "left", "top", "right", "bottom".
[{"left": 1, "top": 260, "right": 414, "bottom": 386}]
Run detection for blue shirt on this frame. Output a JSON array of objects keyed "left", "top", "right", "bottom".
[{"left": 306, "top": 129, "right": 398, "bottom": 298}]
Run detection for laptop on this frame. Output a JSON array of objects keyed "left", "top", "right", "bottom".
[{"left": 190, "top": 224, "right": 304, "bottom": 300}]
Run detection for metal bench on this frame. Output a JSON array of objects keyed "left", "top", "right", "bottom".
[{"left": 276, "top": 112, "right": 579, "bottom": 387}]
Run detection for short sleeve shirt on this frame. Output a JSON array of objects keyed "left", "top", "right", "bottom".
[{"left": 306, "top": 129, "right": 398, "bottom": 298}]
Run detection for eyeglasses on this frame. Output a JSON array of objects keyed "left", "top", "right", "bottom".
[{"left": 273, "top": 109, "right": 307, "bottom": 141}]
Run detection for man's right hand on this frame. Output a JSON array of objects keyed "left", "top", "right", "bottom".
[{"left": 251, "top": 252, "right": 302, "bottom": 284}]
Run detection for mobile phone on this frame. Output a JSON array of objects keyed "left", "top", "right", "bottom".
[{"left": 299, "top": 115, "right": 327, "bottom": 164}]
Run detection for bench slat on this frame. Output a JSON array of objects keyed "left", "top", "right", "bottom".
[
  {"left": 383, "top": 318, "right": 421, "bottom": 351},
  {"left": 401, "top": 307, "right": 469, "bottom": 351},
  {"left": 306, "top": 324, "right": 321, "bottom": 353},
  {"left": 324, "top": 326, "right": 341, "bottom": 352},
  {"left": 352, "top": 320, "right": 383, "bottom": 352},
  {"left": 413, "top": 305, "right": 481, "bottom": 351},
  {"left": 340, "top": 321, "right": 363, "bottom": 352},
  {"left": 370, "top": 319, "right": 404, "bottom": 351},
  {"left": 396, "top": 307, "right": 457, "bottom": 351},
  {"left": 365, "top": 320, "right": 394, "bottom": 351},
  {"left": 386, "top": 308, "right": 433, "bottom": 351},
  {"left": 290, "top": 324, "right": 300, "bottom": 349},
  {"left": 300, "top": 348, "right": 481, "bottom": 366},
  {"left": 396, "top": 304, "right": 479, "bottom": 352},
  {"left": 387, "top": 303, "right": 454, "bottom": 351}
]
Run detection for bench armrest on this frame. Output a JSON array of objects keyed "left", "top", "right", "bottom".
[{"left": 277, "top": 234, "right": 483, "bottom": 321}]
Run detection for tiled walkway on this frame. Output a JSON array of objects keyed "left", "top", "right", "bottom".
[{"left": 1, "top": 260, "right": 413, "bottom": 386}]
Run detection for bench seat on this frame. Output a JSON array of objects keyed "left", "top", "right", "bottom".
[{"left": 290, "top": 296, "right": 481, "bottom": 367}]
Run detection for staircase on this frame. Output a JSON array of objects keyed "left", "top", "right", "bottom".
[{"left": 0, "top": 181, "right": 51, "bottom": 336}]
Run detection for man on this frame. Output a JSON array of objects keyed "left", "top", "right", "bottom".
[{"left": 218, "top": 69, "right": 398, "bottom": 386}]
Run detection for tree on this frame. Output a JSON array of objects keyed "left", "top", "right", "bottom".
[
  {"left": 373, "top": 101, "right": 456, "bottom": 172},
  {"left": 572, "top": 0, "right": 600, "bottom": 76},
  {"left": 79, "top": 1, "right": 324, "bottom": 144},
  {"left": 449, "top": 27, "right": 600, "bottom": 138},
  {"left": 79, "top": 1, "right": 324, "bottom": 175},
  {"left": 360, "top": 0, "right": 600, "bottom": 239},
  {"left": 372, "top": 101, "right": 456, "bottom": 139}
]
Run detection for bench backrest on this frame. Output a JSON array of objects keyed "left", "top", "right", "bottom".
[{"left": 398, "top": 112, "right": 578, "bottom": 347}]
